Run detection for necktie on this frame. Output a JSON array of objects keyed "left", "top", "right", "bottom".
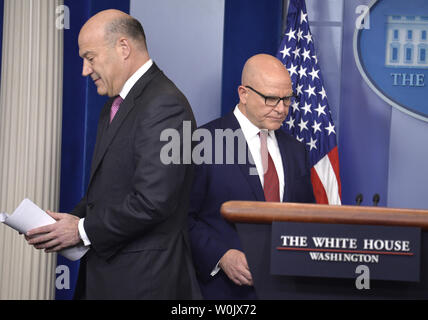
[
  {"left": 259, "top": 130, "right": 280, "bottom": 202},
  {"left": 110, "top": 96, "right": 123, "bottom": 123}
]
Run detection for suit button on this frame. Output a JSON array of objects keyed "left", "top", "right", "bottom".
[{"left": 88, "top": 203, "right": 94, "bottom": 209}]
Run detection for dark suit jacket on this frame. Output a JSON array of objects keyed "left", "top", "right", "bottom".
[
  {"left": 188, "top": 110, "right": 315, "bottom": 299},
  {"left": 71, "top": 63, "right": 201, "bottom": 299}
]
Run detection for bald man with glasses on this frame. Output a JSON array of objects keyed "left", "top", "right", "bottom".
[{"left": 188, "top": 54, "right": 315, "bottom": 299}]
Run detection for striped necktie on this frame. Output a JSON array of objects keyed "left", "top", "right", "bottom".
[{"left": 110, "top": 96, "right": 123, "bottom": 123}]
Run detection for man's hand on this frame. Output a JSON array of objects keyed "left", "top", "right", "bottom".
[
  {"left": 219, "top": 249, "right": 253, "bottom": 286},
  {"left": 26, "top": 211, "right": 81, "bottom": 253}
]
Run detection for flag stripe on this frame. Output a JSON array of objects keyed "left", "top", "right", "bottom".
[
  {"left": 313, "top": 153, "right": 341, "bottom": 205},
  {"left": 327, "top": 146, "right": 342, "bottom": 198},
  {"left": 310, "top": 167, "right": 329, "bottom": 204}
]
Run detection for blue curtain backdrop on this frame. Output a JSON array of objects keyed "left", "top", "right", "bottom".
[
  {"left": 57, "top": 0, "right": 130, "bottom": 300},
  {"left": 221, "top": 0, "right": 283, "bottom": 116}
]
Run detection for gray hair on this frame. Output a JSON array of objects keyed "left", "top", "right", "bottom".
[{"left": 104, "top": 16, "right": 147, "bottom": 50}]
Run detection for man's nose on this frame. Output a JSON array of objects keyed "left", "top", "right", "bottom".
[
  {"left": 274, "top": 100, "right": 288, "bottom": 114},
  {"left": 82, "top": 60, "right": 92, "bottom": 77}
]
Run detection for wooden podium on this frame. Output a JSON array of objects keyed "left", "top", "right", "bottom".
[{"left": 221, "top": 201, "right": 428, "bottom": 299}]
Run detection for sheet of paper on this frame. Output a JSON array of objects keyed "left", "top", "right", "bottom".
[
  {"left": 1, "top": 199, "right": 89, "bottom": 261},
  {"left": 0, "top": 212, "right": 8, "bottom": 223}
]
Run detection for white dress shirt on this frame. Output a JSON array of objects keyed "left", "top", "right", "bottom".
[
  {"left": 78, "top": 59, "right": 154, "bottom": 246},
  {"left": 233, "top": 105, "right": 285, "bottom": 201}
]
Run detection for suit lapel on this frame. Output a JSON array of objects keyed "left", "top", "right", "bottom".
[
  {"left": 91, "top": 96, "right": 133, "bottom": 170},
  {"left": 275, "top": 129, "right": 290, "bottom": 202},
  {"left": 221, "top": 111, "right": 265, "bottom": 201},
  {"left": 88, "top": 63, "right": 160, "bottom": 186},
  {"left": 90, "top": 104, "right": 110, "bottom": 175}
]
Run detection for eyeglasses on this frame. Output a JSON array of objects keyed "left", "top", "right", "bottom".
[{"left": 245, "top": 85, "right": 296, "bottom": 107}]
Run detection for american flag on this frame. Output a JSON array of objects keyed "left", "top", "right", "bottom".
[{"left": 277, "top": 0, "right": 342, "bottom": 205}]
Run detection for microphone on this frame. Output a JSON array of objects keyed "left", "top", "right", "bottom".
[
  {"left": 355, "top": 193, "right": 363, "bottom": 206},
  {"left": 372, "top": 194, "right": 380, "bottom": 206}
]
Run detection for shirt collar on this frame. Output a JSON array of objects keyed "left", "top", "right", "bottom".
[
  {"left": 119, "top": 59, "right": 153, "bottom": 99},
  {"left": 233, "top": 105, "right": 275, "bottom": 139}
]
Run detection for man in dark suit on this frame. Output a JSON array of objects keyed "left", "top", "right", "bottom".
[
  {"left": 26, "top": 9, "right": 200, "bottom": 299},
  {"left": 188, "top": 54, "right": 315, "bottom": 299}
]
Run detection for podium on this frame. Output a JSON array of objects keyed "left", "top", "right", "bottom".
[{"left": 221, "top": 201, "right": 428, "bottom": 299}]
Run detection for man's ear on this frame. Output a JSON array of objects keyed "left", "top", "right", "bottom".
[
  {"left": 117, "top": 37, "right": 131, "bottom": 60},
  {"left": 237, "top": 85, "right": 248, "bottom": 104}
]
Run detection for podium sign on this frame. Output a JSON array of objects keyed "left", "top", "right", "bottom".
[{"left": 271, "top": 222, "right": 421, "bottom": 282}]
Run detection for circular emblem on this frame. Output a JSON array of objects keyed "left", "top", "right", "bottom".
[{"left": 354, "top": 0, "right": 428, "bottom": 122}]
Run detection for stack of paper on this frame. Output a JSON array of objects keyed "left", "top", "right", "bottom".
[{"left": 0, "top": 198, "right": 88, "bottom": 261}]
